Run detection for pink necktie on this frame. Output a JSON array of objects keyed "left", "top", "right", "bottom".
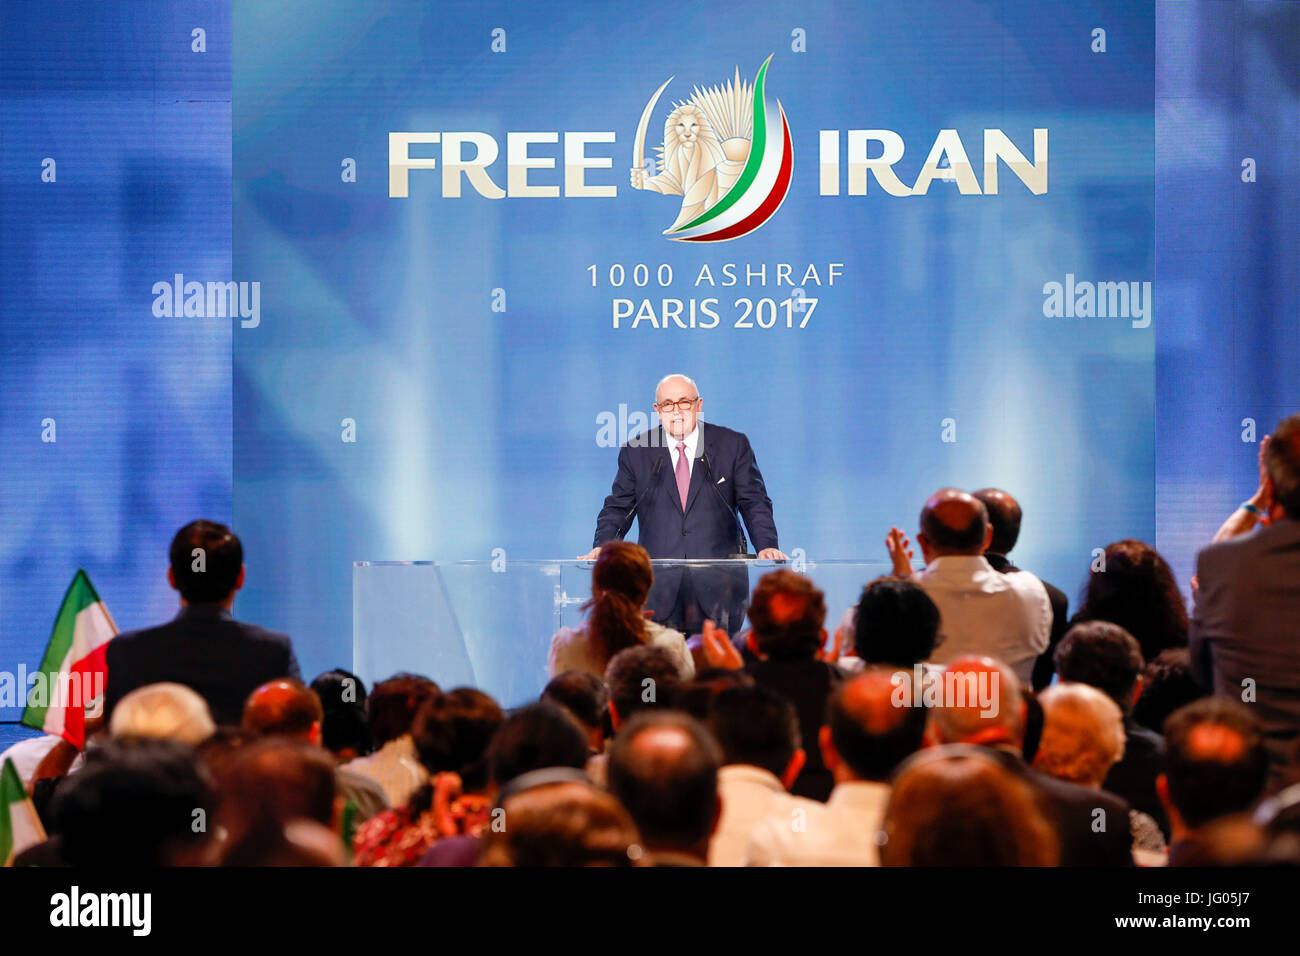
[{"left": 675, "top": 442, "right": 690, "bottom": 511}]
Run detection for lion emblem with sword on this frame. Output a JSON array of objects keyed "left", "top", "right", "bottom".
[{"left": 630, "top": 67, "right": 756, "bottom": 233}]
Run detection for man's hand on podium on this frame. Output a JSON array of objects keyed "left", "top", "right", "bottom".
[{"left": 757, "top": 548, "right": 787, "bottom": 560}]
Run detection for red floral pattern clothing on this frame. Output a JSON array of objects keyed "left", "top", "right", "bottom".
[{"left": 352, "top": 794, "right": 492, "bottom": 867}]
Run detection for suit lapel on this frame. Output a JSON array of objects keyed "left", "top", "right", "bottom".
[{"left": 683, "top": 423, "right": 708, "bottom": 516}]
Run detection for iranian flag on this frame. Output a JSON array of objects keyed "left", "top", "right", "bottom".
[
  {"left": 21, "top": 570, "right": 118, "bottom": 749},
  {"left": 1, "top": 758, "right": 46, "bottom": 865}
]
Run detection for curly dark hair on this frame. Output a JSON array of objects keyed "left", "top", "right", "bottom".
[{"left": 1071, "top": 540, "right": 1188, "bottom": 662}]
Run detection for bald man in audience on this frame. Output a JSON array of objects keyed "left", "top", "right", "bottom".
[
  {"left": 242, "top": 678, "right": 388, "bottom": 821},
  {"left": 930, "top": 655, "right": 1133, "bottom": 865},
  {"left": 886, "top": 488, "right": 1051, "bottom": 683},
  {"left": 607, "top": 710, "right": 722, "bottom": 866},
  {"left": 973, "top": 488, "right": 1070, "bottom": 691},
  {"left": 746, "top": 669, "right": 926, "bottom": 866}
]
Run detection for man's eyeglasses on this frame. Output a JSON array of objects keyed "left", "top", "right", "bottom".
[{"left": 655, "top": 397, "right": 700, "bottom": 413}]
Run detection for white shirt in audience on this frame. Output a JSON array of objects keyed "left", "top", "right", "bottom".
[
  {"left": 548, "top": 620, "right": 695, "bottom": 680},
  {"left": 913, "top": 556, "right": 1051, "bottom": 683},
  {"left": 344, "top": 734, "right": 426, "bottom": 808},
  {"left": 745, "top": 780, "right": 891, "bottom": 866},
  {"left": 708, "top": 764, "right": 820, "bottom": 867}
]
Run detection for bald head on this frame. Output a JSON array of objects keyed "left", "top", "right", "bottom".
[
  {"left": 825, "top": 669, "right": 927, "bottom": 782},
  {"left": 919, "top": 488, "right": 991, "bottom": 558},
  {"left": 973, "top": 488, "right": 1022, "bottom": 556},
  {"left": 929, "top": 656, "right": 1024, "bottom": 749},
  {"left": 241, "top": 679, "right": 323, "bottom": 741},
  {"left": 607, "top": 711, "right": 720, "bottom": 851}
]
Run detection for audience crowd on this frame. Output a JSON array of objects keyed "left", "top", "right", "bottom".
[{"left": 7, "top": 413, "right": 1300, "bottom": 867}]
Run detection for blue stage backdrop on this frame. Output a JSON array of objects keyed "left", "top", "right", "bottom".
[
  {"left": 234, "top": 0, "right": 1156, "bottom": 678},
  {"left": 2, "top": 3, "right": 1294, "bottom": 746}
]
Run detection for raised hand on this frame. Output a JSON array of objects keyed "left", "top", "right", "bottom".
[
  {"left": 700, "top": 618, "right": 744, "bottom": 670},
  {"left": 886, "top": 526, "right": 915, "bottom": 576}
]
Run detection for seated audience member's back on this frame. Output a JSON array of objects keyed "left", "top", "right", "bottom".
[
  {"left": 310, "top": 669, "right": 370, "bottom": 763},
  {"left": 541, "top": 671, "right": 611, "bottom": 756},
  {"left": 215, "top": 737, "right": 340, "bottom": 866},
  {"left": 905, "top": 489, "right": 1051, "bottom": 684},
  {"left": 604, "top": 644, "right": 686, "bottom": 729},
  {"left": 242, "top": 678, "right": 388, "bottom": 822},
  {"left": 108, "top": 682, "right": 216, "bottom": 746},
  {"left": 1131, "top": 649, "right": 1206, "bottom": 736},
  {"left": 746, "top": 669, "right": 926, "bottom": 866},
  {"left": 706, "top": 684, "right": 818, "bottom": 866},
  {"left": 882, "top": 748, "right": 1058, "bottom": 866},
  {"left": 1073, "top": 539, "right": 1188, "bottom": 663},
  {"left": 344, "top": 672, "right": 439, "bottom": 807},
  {"left": 479, "top": 781, "right": 643, "bottom": 867},
  {"left": 744, "top": 570, "right": 843, "bottom": 801},
  {"left": 1053, "top": 621, "right": 1168, "bottom": 835},
  {"left": 1159, "top": 698, "right": 1270, "bottom": 866},
  {"left": 930, "top": 655, "right": 1134, "bottom": 866},
  {"left": 973, "top": 488, "right": 1071, "bottom": 691},
  {"left": 104, "top": 520, "right": 300, "bottom": 726},
  {"left": 37, "top": 737, "right": 214, "bottom": 867},
  {"left": 607, "top": 711, "right": 722, "bottom": 867},
  {"left": 850, "top": 575, "right": 940, "bottom": 669}
]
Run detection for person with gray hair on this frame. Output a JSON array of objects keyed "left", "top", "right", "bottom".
[
  {"left": 928, "top": 655, "right": 1134, "bottom": 866},
  {"left": 583, "top": 373, "right": 784, "bottom": 635},
  {"left": 109, "top": 682, "right": 216, "bottom": 745},
  {"left": 1033, "top": 682, "right": 1167, "bottom": 863}
]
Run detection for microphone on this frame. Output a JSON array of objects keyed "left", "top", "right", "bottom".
[
  {"left": 702, "top": 452, "right": 755, "bottom": 559},
  {"left": 613, "top": 454, "right": 666, "bottom": 542}
]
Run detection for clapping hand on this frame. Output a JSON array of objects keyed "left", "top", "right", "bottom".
[
  {"left": 886, "top": 526, "right": 915, "bottom": 576},
  {"left": 700, "top": 619, "right": 744, "bottom": 670}
]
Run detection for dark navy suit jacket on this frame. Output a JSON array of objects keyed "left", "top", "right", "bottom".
[
  {"left": 104, "top": 604, "right": 300, "bottom": 727},
  {"left": 592, "top": 422, "right": 779, "bottom": 633},
  {"left": 592, "top": 422, "right": 779, "bottom": 558}
]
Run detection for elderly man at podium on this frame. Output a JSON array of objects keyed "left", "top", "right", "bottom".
[{"left": 580, "top": 373, "right": 785, "bottom": 635}]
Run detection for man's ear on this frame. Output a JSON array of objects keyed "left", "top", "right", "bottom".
[
  {"left": 234, "top": 565, "right": 246, "bottom": 592},
  {"left": 1131, "top": 676, "right": 1144, "bottom": 713},
  {"left": 818, "top": 725, "right": 838, "bottom": 776},
  {"left": 167, "top": 567, "right": 178, "bottom": 591},
  {"left": 781, "top": 748, "right": 807, "bottom": 792},
  {"left": 916, "top": 533, "right": 933, "bottom": 564},
  {"left": 709, "top": 792, "right": 723, "bottom": 837},
  {"left": 982, "top": 523, "right": 994, "bottom": 551},
  {"left": 309, "top": 721, "right": 322, "bottom": 748},
  {"left": 608, "top": 700, "right": 621, "bottom": 732}
]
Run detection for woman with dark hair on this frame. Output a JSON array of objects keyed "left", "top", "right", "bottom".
[
  {"left": 548, "top": 541, "right": 694, "bottom": 679},
  {"left": 352, "top": 688, "right": 503, "bottom": 867},
  {"left": 1070, "top": 539, "right": 1189, "bottom": 663}
]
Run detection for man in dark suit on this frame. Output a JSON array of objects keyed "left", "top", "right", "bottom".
[
  {"left": 973, "top": 488, "right": 1069, "bottom": 691},
  {"left": 584, "top": 374, "right": 785, "bottom": 634},
  {"left": 932, "top": 655, "right": 1134, "bottom": 865},
  {"left": 104, "top": 520, "right": 300, "bottom": 727},
  {"left": 1191, "top": 413, "right": 1300, "bottom": 792}
]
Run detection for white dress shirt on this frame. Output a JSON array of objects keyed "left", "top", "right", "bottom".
[
  {"left": 745, "top": 780, "right": 891, "bottom": 866},
  {"left": 913, "top": 555, "right": 1052, "bottom": 684},
  {"left": 708, "top": 765, "right": 821, "bottom": 867},
  {"left": 665, "top": 423, "right": 700, "bottom": 476}
]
